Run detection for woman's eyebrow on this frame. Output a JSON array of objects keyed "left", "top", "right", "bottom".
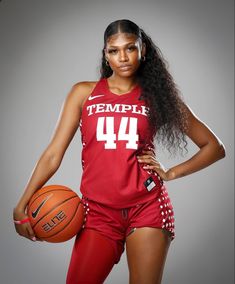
[{"left": 107, "top": 42, "right": 136, "bottom": 48}]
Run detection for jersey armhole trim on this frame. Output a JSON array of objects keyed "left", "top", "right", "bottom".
[{"left": 81, "top": 79, "right": 103, "bottom": 112}]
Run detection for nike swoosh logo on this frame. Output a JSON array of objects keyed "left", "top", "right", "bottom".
[
  {"left": 88, "top": 94, "right": 104, "bottom": 100},
  {"left": 31, "top": 194, "right": 53, "bottom": 218}
]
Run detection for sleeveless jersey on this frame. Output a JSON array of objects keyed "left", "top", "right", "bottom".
[{"left": 79, "top": 77, "right": 164, "bottom": 208}]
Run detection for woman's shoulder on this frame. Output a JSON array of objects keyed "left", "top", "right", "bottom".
[
  {"left": 72, "top": 80, "right": 99, "bottom": 94},
  {"left": 71, "top": 80, "right": 100, "bottom": 110}
]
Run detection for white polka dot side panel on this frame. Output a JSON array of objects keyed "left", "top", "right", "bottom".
[{"left": 157, "top": 185, "right": 175, "bottom": 240}]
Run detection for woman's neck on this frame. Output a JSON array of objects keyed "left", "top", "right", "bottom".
[{"left": 107, "top": 75, "right": 138, "bottom": 93}]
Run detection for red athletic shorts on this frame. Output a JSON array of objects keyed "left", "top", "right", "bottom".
[{"left": 80, "top": 185, "right": 175, "bottom": 264}]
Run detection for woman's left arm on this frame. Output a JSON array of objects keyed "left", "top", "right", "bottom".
[
  {"left": 138, "top": 104, "right": 226, "bottom": 181},
  {"left": 166, "top": 104, "right": 226, "bottom": 180}
]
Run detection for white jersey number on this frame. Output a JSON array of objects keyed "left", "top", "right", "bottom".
[{"left": 96, "top": 117, "right": 138, "bottom": 149}]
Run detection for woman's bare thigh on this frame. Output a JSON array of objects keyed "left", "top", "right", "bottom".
[{"left": 126, "top": 227, "right": 171, "bottom": 284}]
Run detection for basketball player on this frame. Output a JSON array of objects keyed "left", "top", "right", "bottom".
[{"left": 13, "top": 19, "right": 226, "bottom": 284}]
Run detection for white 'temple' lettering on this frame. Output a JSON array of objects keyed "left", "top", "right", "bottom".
[{"left": 86, "top": 103, "right": 149, "bottom": 116}]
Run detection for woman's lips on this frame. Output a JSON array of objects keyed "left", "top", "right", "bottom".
[{"left": 118, "top": 65, "right": 132, "bottom": 71}]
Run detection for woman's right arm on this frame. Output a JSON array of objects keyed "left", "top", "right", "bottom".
[{"left": 13, "top": 82, "right": 91, "bottom": 241}]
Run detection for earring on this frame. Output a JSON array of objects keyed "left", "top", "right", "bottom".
[
  {"left": 141, "top": 56, "right": 146, "bottom": 62},
  {"left": 105, "top": 60, "right": 109, "bottom": 66}
]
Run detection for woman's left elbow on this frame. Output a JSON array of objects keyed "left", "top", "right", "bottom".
[{"left": 217, "top": 142, "right": 226, "bottom": 159}]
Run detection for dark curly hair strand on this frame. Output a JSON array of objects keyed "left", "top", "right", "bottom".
[{"left": 100, "top": 19, "right": 189, "bottom": 156}]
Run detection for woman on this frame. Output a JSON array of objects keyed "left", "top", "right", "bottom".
[{"left": 13, "top": 19, "right": 226, "bottom": 284}]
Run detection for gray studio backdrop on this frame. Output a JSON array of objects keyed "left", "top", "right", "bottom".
[{"left": 0, "top": 0, "right": 234, "bottom": 283}]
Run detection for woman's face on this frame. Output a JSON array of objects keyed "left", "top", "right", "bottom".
[{"left": 104, "top": 33, "right": 146, "bottom": 78}]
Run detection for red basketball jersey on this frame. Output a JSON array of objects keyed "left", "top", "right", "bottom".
[{"left": 79, "top": 78, "right": 164, "bottom": 208}]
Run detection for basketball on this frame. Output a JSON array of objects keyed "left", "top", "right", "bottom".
[{"left": 27, "top": 185, "right": 85, "bottom": 243}]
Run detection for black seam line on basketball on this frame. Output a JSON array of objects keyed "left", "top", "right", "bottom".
[
  {"left": 45, "top": 200, "right": 82, "bottom": 240},
  {"left": 32, "top": 196, "right": 80, "bottom": 229},
  {"left": 29, "top": 189, "right": 74, "bottom": 207},
  {"left": 32, "top": 196, "right": 79, "bottom": 228},
  {"left": 29, "top": 189, "right": 77, "bottom": 208}
]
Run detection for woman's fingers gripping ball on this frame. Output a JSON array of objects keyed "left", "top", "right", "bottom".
[{"left": 13, "top": 210, "right": 43, "bottom": 242}]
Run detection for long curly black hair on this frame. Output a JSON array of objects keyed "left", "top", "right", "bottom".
[{"left": 100, "top": 19, "right": 189, "bottom": 156}]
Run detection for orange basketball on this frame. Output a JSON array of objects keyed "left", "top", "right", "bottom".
[{"left": 27, "top": 185, "right": 85, "bottom": 243}]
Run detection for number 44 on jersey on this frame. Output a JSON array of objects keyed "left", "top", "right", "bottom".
[{"left": 97, "top": 116, "right": 139, "bottom": 149}]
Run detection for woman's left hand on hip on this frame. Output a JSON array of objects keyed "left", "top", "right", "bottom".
[{"left": 136, "top": 149, "right": 171, "bottom": 181}]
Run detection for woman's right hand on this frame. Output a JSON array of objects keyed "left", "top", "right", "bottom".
[{"left": 13, "top": 207, "right": 43, "bottom": 242}]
